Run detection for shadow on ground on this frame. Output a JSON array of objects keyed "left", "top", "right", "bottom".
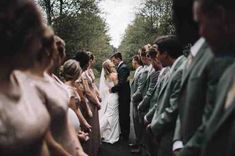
[{"left": 99, "top": 141, "right": 141, "bottom": 156}]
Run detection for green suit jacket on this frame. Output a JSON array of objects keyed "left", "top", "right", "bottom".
[
  {"left": 131, "top": 66, "right": 144, "bottom": 96},
  {"left": 132, "top": 65, "right": 149, "bottom": 103},
  {"left": 138, "top": 66, "right": 160, "bottom": 112},
  {"left": 174, "top": 43, "right": 214, "bottom": 144},
  {"left": 201, "top": 63, "right": 235, "bottom": 156},
  {"left": 150, "top": 55, "right": 187, "bottom": 137},
  {"left": 177, "top": 46, "right": 235, "bottom": 156},
  {"left": 145, "top": 67, "right": 171, "bottom": 121}
]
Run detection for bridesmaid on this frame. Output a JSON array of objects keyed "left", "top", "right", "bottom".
[
  {"left": 0, "top": 0, "right": 50, "bottom": 155},
  {"left": 87, "top": 52, "right": 102, "bottom": 102},
  {"left": 24, "top": 26, "right": 87, "bottom": 156},
  {"left": 75, "top": 51, "right": 101, "bottom": 156},
  {"left": 62, "top": 59, "right": 90, "bottom": 141}
]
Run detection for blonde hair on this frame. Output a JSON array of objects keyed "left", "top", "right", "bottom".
[
  {"left": 62, "top": 59, "right": 81, "bottom": 81},
  {"left": 102, "top": 59, "right": 116, "bottom": 78}
]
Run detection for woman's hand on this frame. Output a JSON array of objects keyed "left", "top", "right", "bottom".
[
  {"left": 97, "top": 102, "right": 101, "bottom": 110},
  {"left": 84, "top": 122, "right": 92, "bottom": 132}
]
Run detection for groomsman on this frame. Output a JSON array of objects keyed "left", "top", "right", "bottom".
[
  {"left": 110, "top": 52, "right": 131, "bottom": 141},
  {"left": 132, "top": 46, "right": 151, "bottom": 152},
  {"left": 172, "top": 0, "right": 235, "bottom": 156},
  {"left": 130, "top": 55, "right": 143, "bottom": 96},
  {"left": 129, "top": 54, "right": 143, "bottom": 151},
  {"left": 147, "top": 35, "right": 186, "bottom": 156},
  {"left": 170, "top": 0, "right": 210, "bottom": 155},
  {"left": 188, "top": 0, "right": 235, "bottom": 156},
  {"left": 137, "top": 48, "right": 161, "bottom": 113}
]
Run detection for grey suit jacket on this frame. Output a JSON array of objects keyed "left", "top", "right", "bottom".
[
  {"left": 150, "top": 55, "right": 187, "bottom": 137},
  {"left": 145, "top": 67, "right": 171, "bottom": 122},
  {"left": 174, "top": 43, "right": 214, "bottom": 144},
  {"left": 201, "top": 63, "right": 235, "bottom": 156},
  {"left": 138, "top": 66, "right": 160, "bottom": 112},
  {"left": 146, "top": 56, "right": 186, "bottom": 123},
  {"left": 132, "top": 65, "right": 149, "bottom": 103},
  {"left": 131, "top": 66, "right": 144, "bottom": 96},
  {"left": 176, "top": 45, "right": 235, "bottom": 156}
]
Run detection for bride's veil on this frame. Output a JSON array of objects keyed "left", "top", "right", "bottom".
[
  {"left": 99, "top": 67, "right": 109, "bottom": 117},
  {"left": 99, "top": 68, "right": 109, "bottom": 100}
]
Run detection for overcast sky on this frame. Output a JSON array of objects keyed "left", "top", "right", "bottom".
[{"left": 99, "top": 0, "right": 143, "bottom": 48}]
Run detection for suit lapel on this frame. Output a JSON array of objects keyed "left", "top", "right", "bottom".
[
  {"left": 117, "top": 62, "right": 123, "bottom": 72},
  {"left": 181, "top": 43, "right": 208, "bottom": 87},
  {"left": 158, "top": 56, "right": 184, "bottom": 97},
  {"left": 158, "top": 72, "right": 171, "bottom": 97},
  {"left": 207, "top": 70, "right": 234, "bottom": 138},
  {"left": 214, "top": 86, "right": 235, "bottom": 132}
]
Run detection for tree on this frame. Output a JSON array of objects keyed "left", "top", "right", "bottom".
[
  {"left": 37, "top": 0, "right": 113, "bottom": 72},
  {"left": 118, "top": 0, "right": 174, "bottom": 67}
]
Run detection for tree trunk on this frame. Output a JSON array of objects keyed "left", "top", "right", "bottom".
[
  {"left": 44, "top": 0, "right": 52, "bottom": 25},
  {"left": 59, "top": 0, "right": 63, "bottom": 15}
]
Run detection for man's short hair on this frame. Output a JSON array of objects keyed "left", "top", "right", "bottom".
[
  {"left": 111, "top": 52, "right": 122, "bottom": 60},
  {"left": 74, "top": 50, "right": 90, "bottom": 70},
  {"left": 199, "top": 0, "right": 235, "bottom": 11},
  {"left": 154, "top": 35, "right": 183, "bottom": 59}
]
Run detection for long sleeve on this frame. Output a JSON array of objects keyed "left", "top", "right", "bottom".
[
  {"left": 138, "top": 70, "right": 160, "bottom": 112},
  {"left": 132, "top": 69, "right": 148, "bottom": 103},
  {"left": 151, "top": 70, "right": 183, "bottom": 137},
  {"left": 111, "top": 65, "right": 130, "bottom": 93},
  {"left": 145, "top": 103, "right": 158, "bottom": 122}
]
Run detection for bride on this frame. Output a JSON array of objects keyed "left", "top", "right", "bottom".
[{"left": 99, "top": 59, "right": 120, "bottom": 144}]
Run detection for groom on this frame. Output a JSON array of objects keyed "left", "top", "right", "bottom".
[{"left": 110, "top": 52, "right": 131, "bottom": 141}]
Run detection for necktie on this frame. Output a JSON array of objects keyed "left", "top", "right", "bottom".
[{"left": 224, "top": 76, "right": 235, "bottom": 109}]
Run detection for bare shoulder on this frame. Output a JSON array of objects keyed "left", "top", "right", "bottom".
[{"left": 110, "top": 72, "right": 117, "bottom": 81}]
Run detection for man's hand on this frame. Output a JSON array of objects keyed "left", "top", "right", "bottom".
[
  {"left": 173, "top": 149, "right": 181, "bottom": 156},
  {"left": 146, "top": 124, "right": 152, "bottom": 134},
  {"left": 137, "top": 102, "right": 143, "bottom": 112},
  {"left": 144, "top": 115, "right": 150, "bottom": 126}
]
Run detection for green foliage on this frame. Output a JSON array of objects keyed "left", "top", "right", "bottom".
[
  {"left": 38, "top": 0, "right": 113, "bottom": 72},
  {"left": 118, "top": 0, "right": 174, "bottom": 68}
]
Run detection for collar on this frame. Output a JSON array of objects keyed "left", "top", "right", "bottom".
[
  {"left": 117, "top": 61, "right": 124, "bottom": 68},
  {"left": 190, "top": 37, "right": 205, "bottom": 57},
  {"left": 136, "top": 66, "right": 142, "bottom": 73}
]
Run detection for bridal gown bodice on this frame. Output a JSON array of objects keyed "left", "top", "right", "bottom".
[
  {"left": 99, "top": 79, "right": 120, "bottom": 144},
  {"left": 105, "top": 80, "right": 118, "bottom": 109}
]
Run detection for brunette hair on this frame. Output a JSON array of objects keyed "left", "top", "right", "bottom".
[
  {"left": 154, "top": 35, "right": 183, "bottom": 59},
  {"left": 0, "top": 0, "right": 44, "bottom": 59}
]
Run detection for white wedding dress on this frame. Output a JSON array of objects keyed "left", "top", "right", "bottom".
[{"left": 99, "top": 69, "right": 120, "bottom": 144}]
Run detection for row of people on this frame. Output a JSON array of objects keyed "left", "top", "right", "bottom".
[
  {"left": 0, "top": 0, "right": 103, "bottom": 156},
  {"left": 129, "top": 0, "right": 235, "bottom": 156}
]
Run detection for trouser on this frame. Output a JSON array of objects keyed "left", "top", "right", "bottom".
[{"left": 119, "top": 96, "right": 130, "bottom": 140}]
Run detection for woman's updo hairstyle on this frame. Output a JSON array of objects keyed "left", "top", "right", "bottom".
[
  {"left": 54, "top": 35, "right": 66, "bottom": 62},
  {"left": 102, "top": 59, "right": 115, "bottom": 78},
  {"left": 62, "top": 59, "right": 82, "bottom": 81}
]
